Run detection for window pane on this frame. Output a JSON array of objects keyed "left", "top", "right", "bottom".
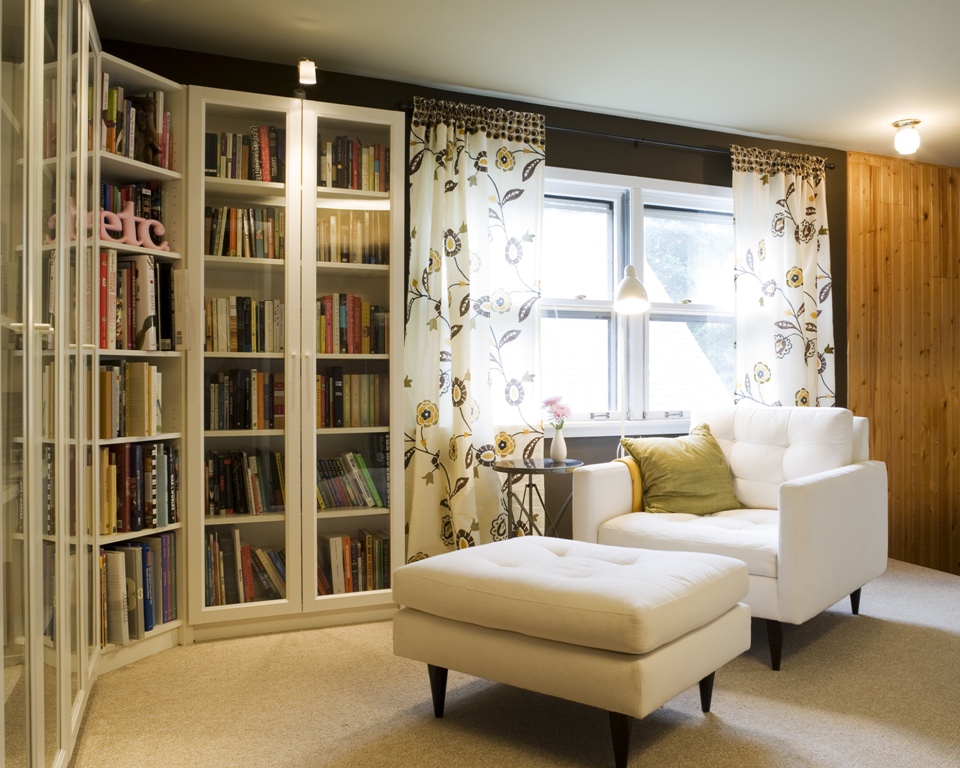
[
  {"left": 541, "top": 313, "right": 614, "bottom": 415},
  {"left": 643, "top": 207, "right": 734, "bottom": 307},
  {"left": 647, "top": 317, "right": 734, "bottom": 412},
  {"left": 542, "top": 197, "right": 613, "bottom": 300}
]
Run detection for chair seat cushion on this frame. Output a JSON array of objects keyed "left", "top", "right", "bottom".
[
  {"left": 598, "top": 508, "right": 779, "bottom": 578},
  {"left": 392, "top": 536, "right": 749, "bottom": 655}
]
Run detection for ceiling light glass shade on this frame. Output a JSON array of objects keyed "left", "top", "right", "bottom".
[
  {"left": 298, "top": 58, "right": 317, "bottom": 85},
  {"left": 893, "top": 119, "right": 920, "bottom": 155},
  {"left": 613, "top": 265, "right": 650, "bottom": 315}
]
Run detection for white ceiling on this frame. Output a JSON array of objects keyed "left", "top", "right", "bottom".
[{"left": 89, "top": 0, "right": 960, "bottom": 168}]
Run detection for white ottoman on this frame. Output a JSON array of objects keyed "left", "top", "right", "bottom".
[{"left": 393, "top": 536, "right": 751, "bottom": 768}]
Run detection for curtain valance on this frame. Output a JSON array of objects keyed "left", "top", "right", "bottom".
[
  {"left": 412, "top": 96, "right": 545, "bottom": 148},
  {"left": 731, "top": 144, "right": 827, "bottom": 183}
]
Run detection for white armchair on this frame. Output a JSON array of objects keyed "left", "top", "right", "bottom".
[{"left": 572, "top": 407, "right": 888, "bottom": 670}]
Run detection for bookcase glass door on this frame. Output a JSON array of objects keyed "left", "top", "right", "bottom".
[
  {"left": 1, "top": 0, "right": 30, "bottom": 760},
  {"left": 299, "top": 103, "right": 403, "bottom": 606},
  {"left": 189, "top": 89, "right": 303, "bottom": 619},
  {"left": 1, "top": 0, "right": 78, "bottom": 763}
]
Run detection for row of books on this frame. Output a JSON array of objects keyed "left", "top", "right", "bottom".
[
  {"left": 99, "top": 251, "right": 187, "bottom": 351},
  {"left": 9, "top": 444, "right": 58, "bottom": 537},
  {"left": 204, "top": 126, "right": 286, "bottom": 183},
  {"left": 100, "top": 78, "right": 172, "bottom": 170},
  {"left": 318, "top": 136, "right": 390, "bottom": 193},
  {"left": 40, "top": 361, "right": 55, "bottom": 439},
  {"left": 204, "top": 296, "right": 286, "bottom": 354},
  {"left": 205, "top": 369, "right": 284, "bottom": 431},
  {"left": 99, "top": 442, "right": 180, "bottom": 533},
  {"left": 99, "top": 360, "right": 163, "bottom": 438},
  {"left": 319, "top": 528, "right": 391, "bottom": 594},
  {"left": 205, "top": 448, "right": 285, "bottom": 516},
  {"left": 316, "top": 451, "right": 384, "bottom": 511},
  {"left": 317, "top": 293, "right": 388, "bottom": 355},
  {"left": 205, "top": 530, "right": 286, "bottom": 605},
  {"left": 101, "top": 532, "right": 177, "bottom": 646},
  {"left": 101, "top": 180, "right": 163, "bottom": 226},
  {"left": 317, "top": 368, "right": 389, "bottom": 430},
  {"left": 203, "top": 205, "right": 286, "bottom": 260},
  {"left": 316, "top": 209, "right": 389, "bottom": 264}
]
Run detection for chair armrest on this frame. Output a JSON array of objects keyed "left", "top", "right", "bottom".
[
  {"left": 572, "top": 462, "right": 636, "bottom": 543},
  {"left": 777, "top": 460, "right": 888, "bottom": 624}
]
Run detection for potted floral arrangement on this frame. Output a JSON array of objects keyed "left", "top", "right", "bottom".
[{"left": 542, "top": 395, "right": 572, "bottom": 463}]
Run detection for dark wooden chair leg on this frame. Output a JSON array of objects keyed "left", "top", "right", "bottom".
[
  {"left": 427, "top": 664, "right": 448, "bottom": 718},
  {"left": 850, "top": 587, "right": 862, "bottom": 615},
  {"left": 608, "top": 711, "right": 633, "bottom": 768},
  {"left": 698, "top": 672, "right": 715, "bottom": 712},
  {"left": 766, "top": 619, "right": 783, "bottom": 671}
]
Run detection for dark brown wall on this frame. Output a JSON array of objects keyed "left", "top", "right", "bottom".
[{"left": 104, "top": 41, "right": 850, "bottom": 536}]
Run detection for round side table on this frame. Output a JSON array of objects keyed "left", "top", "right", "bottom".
[{"left": 492, "top": 458, "right": 584, "bottom": 537}]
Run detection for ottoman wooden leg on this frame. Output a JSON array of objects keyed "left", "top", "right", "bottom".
[
  {"left": 609, "top": 711, "right": 633, "bottom": 768},
  {"left": 698, "top": 672, "right": 715, "bottom": 712},
  {"left": 428, "top": 664, "right": 448, "bottom": 718}
]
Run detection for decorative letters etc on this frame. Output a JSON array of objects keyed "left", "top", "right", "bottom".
[{"left": 100, "top": 200, "right": 170, "bottom": 251}]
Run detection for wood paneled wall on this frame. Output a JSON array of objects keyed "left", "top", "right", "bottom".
[{"left": 847, "top": 152, "right": 960, "bottom": 575}]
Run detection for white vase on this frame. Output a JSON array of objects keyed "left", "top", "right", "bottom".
[{"left": 550, "top": 429, "right": 567, "bottom": 464}]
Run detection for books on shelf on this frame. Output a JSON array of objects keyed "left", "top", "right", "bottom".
[
  {"left": 316, "top": 293, "right": 388, "bottom": 354},
  {"left": 204, "top": 528, "right": 285, "bottom": 606},
  {"left": 317, "top": 135, "right": 389, "bottom": 192},
  {"left": 98, "top": 360, "right": 163, "bottom": 438},
  {"left": 102, "top": 180, "right": 163, "bottom": 228},
  {"left": 101, "top": 531, "right": 177, "bottom": 645},
  {"left": 315, "top": 450, "right": 384, "bottom": 511},
  {"left": 204, "top": 125, "right": 286, "bottom": 182},
  {"left": 203, "top": 296, "right": 285, "bottom": 353},
  {"left": 101, "top": 83, "right": 172, "bottom": 169},
  {"left": 98, "top": 442, "right": 180, "bottom": 534},
  {"left": 315, "top": 368, "right": 388, "bottom": 429},
  {"left": 203, "top": 205, "right": 285, "bottom": 259},
  {"left": 318, "top": 527, "right": 390, "bottom": 594},
  {"left": 204, "top": 370, "right": 286, "bottom": 431},
  {"left": 99, "top": 250, "right": 186, "bottom": 351},
  {"left": 316, "top": 209, "right": 389, "bottom": 264},
  {"left": 204, "top": 448, "right": 285, "bottom": 516}
]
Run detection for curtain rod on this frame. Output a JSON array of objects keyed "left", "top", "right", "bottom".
[
  {"left": 548, "top": 124, "right": 837, "bottom": 171},
  {"left": 397, "top": 103, "right": 836, "bottom": 170}
]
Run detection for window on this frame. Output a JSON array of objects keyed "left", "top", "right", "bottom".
[{"left": 540, "top": 169, "right": 734, "bottom": 433}]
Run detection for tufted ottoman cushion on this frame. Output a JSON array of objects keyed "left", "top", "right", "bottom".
[{"left": 393, "top": 536, "right": 748, "bottom": 654}]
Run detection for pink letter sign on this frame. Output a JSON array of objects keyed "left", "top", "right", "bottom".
[{"left": 100, "top": 201, "right": 170, "bottom": 251}]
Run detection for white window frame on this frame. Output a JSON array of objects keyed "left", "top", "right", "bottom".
[{"left": 543, "top": 167, "right": 733, "bottom": 437}]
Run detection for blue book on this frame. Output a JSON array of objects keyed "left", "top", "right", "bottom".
[{"left": 138, "top": 541, "right": 155, "bottom": 632}]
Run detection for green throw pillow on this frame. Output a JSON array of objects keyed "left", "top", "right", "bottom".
[{"left": 620, "top": 424, "right": 741, "bottom": 515}]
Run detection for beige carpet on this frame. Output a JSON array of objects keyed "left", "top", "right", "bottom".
[{"left": 69, "top": 558, "right": 960, "bottom": 768}]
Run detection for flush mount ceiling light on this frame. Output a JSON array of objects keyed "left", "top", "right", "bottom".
[{"left": 893, "top": 119, "right": 921, "bottom": 155}]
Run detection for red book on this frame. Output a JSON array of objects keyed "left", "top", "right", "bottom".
[
  {"left": 323, "top": 294, "right": 334, "bottom": 354},
  {"left": 99, "top": 250, "right": 108, "bottom": 348},
  {"left": 259, "top": 126, "right": 271, "bottom": 183},
  {"left": 341, "top": 535, "right": 353, "bottom": 592},
  {"left": 240, "top": 544, "right": 255, "bottom": 603}
]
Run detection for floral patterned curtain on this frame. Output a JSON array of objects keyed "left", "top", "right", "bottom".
[
  {"left": 731, "top": 145, "right": 835, "bottom": 407},
  {"left": 404, "top": 98, "right": 546, "bottom": 560}
]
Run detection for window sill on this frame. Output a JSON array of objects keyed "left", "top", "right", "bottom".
[{"left": 548, "top": 418, "right": 690, "bottom": 440}]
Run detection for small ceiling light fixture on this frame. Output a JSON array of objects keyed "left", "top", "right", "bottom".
[
  {"left": 893, "top": 119, "right": 921, "bottom": 155},
  {"left": 295, "top": 58, "right": 317, "bottom": 98},
  {"left": 299, "top": 58, "right": 317, "bottom": 85}
]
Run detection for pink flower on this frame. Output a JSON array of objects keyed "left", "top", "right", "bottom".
[{"left": 542, "top": 396, "right": 571, "bottom": 429}]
